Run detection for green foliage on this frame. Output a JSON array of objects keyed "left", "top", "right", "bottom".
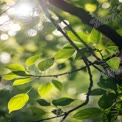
[
  {"left": 54, "top": 45, "right": 75, "bottom": 59},
  {"left": 38, "top": 83, "right": 52, "bottom": 97},
  {"left": 38, "top": 58, "right": 54, "bottom": 71},
  {"left": 37, "top": 99, "right": 51, "bottom": 106},
  {"left": 26, "top": 55, "right": 40, "bottom": 66},
  {"left": 52, "top": 97, "right": 75, "bottom": 106},
  {"left": 8, "top": 93, "right": 29, "bottom": 113},
  {"left": 106, "top": 57, "right": 120, "bottom": 70},
  {"left": 13, "top": 77, "right": 32, "bottom": 86},
  {"left": 73, "top": 107, "right": 103, "bottom": 120},
  {"left": 52, "top": 79, "right": 63, "bottom": 91},
  {"left": 7, "top": 64, "right": 25, "bottom": 71}
]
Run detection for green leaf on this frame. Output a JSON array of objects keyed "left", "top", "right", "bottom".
[
  {"left": 26, "top": 55, "right": 39, "bottom": 66},
  {"left": 73, "top": 107, "right": 103, "bottom": 120},
  {"left": 38, "top": 58, "right": 54, "bottom": 71},
  {"left": 106, "top": 57, "right": 120, "bottom": 70},
  {"left": 54, "top": 46, "right": 75, "bottom": 59},
  {"left": 52, "top": 79, "right": 63, "bottom": 91},
  {"left": 8, "top": 93, "right": 29, "bottom": 113},
  {"left": 88, "top": 28, "right": 102, "bottom": 44},
  {"left": 98, "top": 76, "right": 117, "bottom": 91},
  {"left": 38, "top": 83, "right": 52, "bottom": 97},
  {"left": 90, "top": 88, "right": 106, "bottom": 96},
  {"left": 30, "top": 107, "right": 46, "bottom": 116},
  {"left": 7, "top": 64, "right": 25, "bottom": 71},
  {"left": 67, "top": 31, "right": 88, "bottom": 42},
  {"left": 12, "top": 71, "right": 29, "bottom": 76},
  {"left": 52, "top": 97, "right": 75, "bottom": 106},
  {"left": 98, "top": 93, "right": 116, "bottom": 109},
  {"left": 117, "top": 28, "right": 122, "bottom": 36},
  {"left": 37, "top": 99, "right": 50, "bottom": 106},
  {"left": 3, "top": 73, "right": 17, "bottom": 80},
  {"left": 52, "top": 108, "right": 63, "bottom": 116},
  {"left": 13, "top": 78, "right": 32, "bottom": 86}
]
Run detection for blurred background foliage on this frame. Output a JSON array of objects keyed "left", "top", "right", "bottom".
[{"left": 0, "top": 0, "right": 122, "bottom": 122}]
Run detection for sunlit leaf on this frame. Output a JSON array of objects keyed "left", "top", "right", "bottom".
[
  {"left": 38, "top": 83, "right": 52, "bottom": 97},
  {"left": 52, "top": 79, "right": 63, "bottom": 91},
  {"left": 106, "top": 57, "right": 120, "bottom": 70},
  {"left": 52, "top": 97, "right": 75, "bottom": 106},
  {"left": 7, "top": 64, "right": 25, "bottom": 71},
  {"left": 3, "top": 73, "right": 17, "bottom": 80},
  {"left": 98, "top": 93, "right": 116, "bottom": 109},
  {"left": 88, "top": 28, "right": 102, "bottom": 44},
  {"left": 117, "top": 28, "right": 122, "bottom": 36},
  {"left": 37, "top": 99, "right": 50, "bottom": 106},
  {"left": 73, "top": 107, "right": 103, "bottom": 120},
  {"left": 8, "top": 93, "right": 29, "bottom": 113},
  {"left": 38, "top": 58, "right": 54, "bottom": 71},
  {"left": 85, "top": 3, "right": 97, "bottom": 12},
  {"left": 26, "top": 55, "right": 39, "bottom": 66},
  {"left": 13, "top": 78, "right": 32, "bottom": 86},
  {"left": 54, "top": 47, "right": 75, "bottom": 59}
]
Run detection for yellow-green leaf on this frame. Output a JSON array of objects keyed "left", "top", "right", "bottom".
[
  {"left": 8, "top": 93, "right": 29, "bottom": 113},
  {"left": 88, "top": 28, "right": 102, "bottom": 44},
  {"left": 13, "top": 78, "right": 32, "bottom": 86},
  {"left": 52, "top": 79, "right": 63, "bottom": 91},
  {"left": 38, "top": 83, "right": 52, "bottom": 97},
  {"left": 26, "top": 55, "right": 39, "bottom": 66},
  {"left": 38, "top": 58, "right": 54, "bottom": 71},
  {"left": 3, "top": 73, "right": 17, "bottom": 80},
  {"left": 7, "top": 64, "right": 25, "bottom": 71},
  {"left": 106, "top": 57, "right": 120, "bottom": 70},
  {"left": 55, "top": 48, "right": 75, "bottom": 59}
]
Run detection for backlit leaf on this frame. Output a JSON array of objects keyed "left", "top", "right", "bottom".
[
  {"left": 74, "top": 107, "right": 103, "bottom": 120},
  {"left": 52, "top": 97, "right": 75, "bottom": 106},
  {"left": 38, "top": 83, "right": 52, "bottom": 97},
  {"left": 88, "top": 28, "right": 102, "bottom": 44},
  {"left": 7, "top": 64, "right": 25, "bottom": 71},
  {"left": 8, "top": 93, "right": 29, "bottom": 113},
  {"left": 3, "top": 73, "right": 17, "bottom": 80},
  {"left": 106, "top": 57, "right": 120, "bottom": 70},
  {"left": 54, "top": 45, "right": 75, "bottom": 59},
  {"left": 38, "top": 58, "right": 54, "bottom": 71},
  {"left": 52, "top": 79, "right": 63, "bottom": 91},
  {"left": 26, "top": 55, "right": 39, "bottom": 66},
  {"left": 13, "top": 78, "right": 32, "bottom": 86}
]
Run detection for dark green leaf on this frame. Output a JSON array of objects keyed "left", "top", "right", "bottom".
[
  {"left": 30, "top": 107, "right": 46, "bottom": 116},
  {"left": 38, "top": 58, "right": 54, "bottom": 71},
  {"left": 90, "top": 88, "right": 106, "bottom": 95},
  {"left": 0, "top": 75, "right": 2, "bottom": 82},
  {"left": 73, "top": 107, "right": 103, "bottom": 120},
  {"left": 12, "top": 71, "right": 29, "bottom": 76},
  {"left": 52, "top": 79, "right": 63, "bottom": 91},
  {"left": 52, "top": 108, "right": 63, "bottom": 116},
  {"left": 37, "top": 99, "right": 50, "bottom": 106},
  {"left": 98, "top": 76, "right": 117, "bottom": 91},
  {"left": 98, "top": 93, "right": 116, "bottom": 109},
  {"left": 52, "top": 97, "right": 75, "bottom": 106}
]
